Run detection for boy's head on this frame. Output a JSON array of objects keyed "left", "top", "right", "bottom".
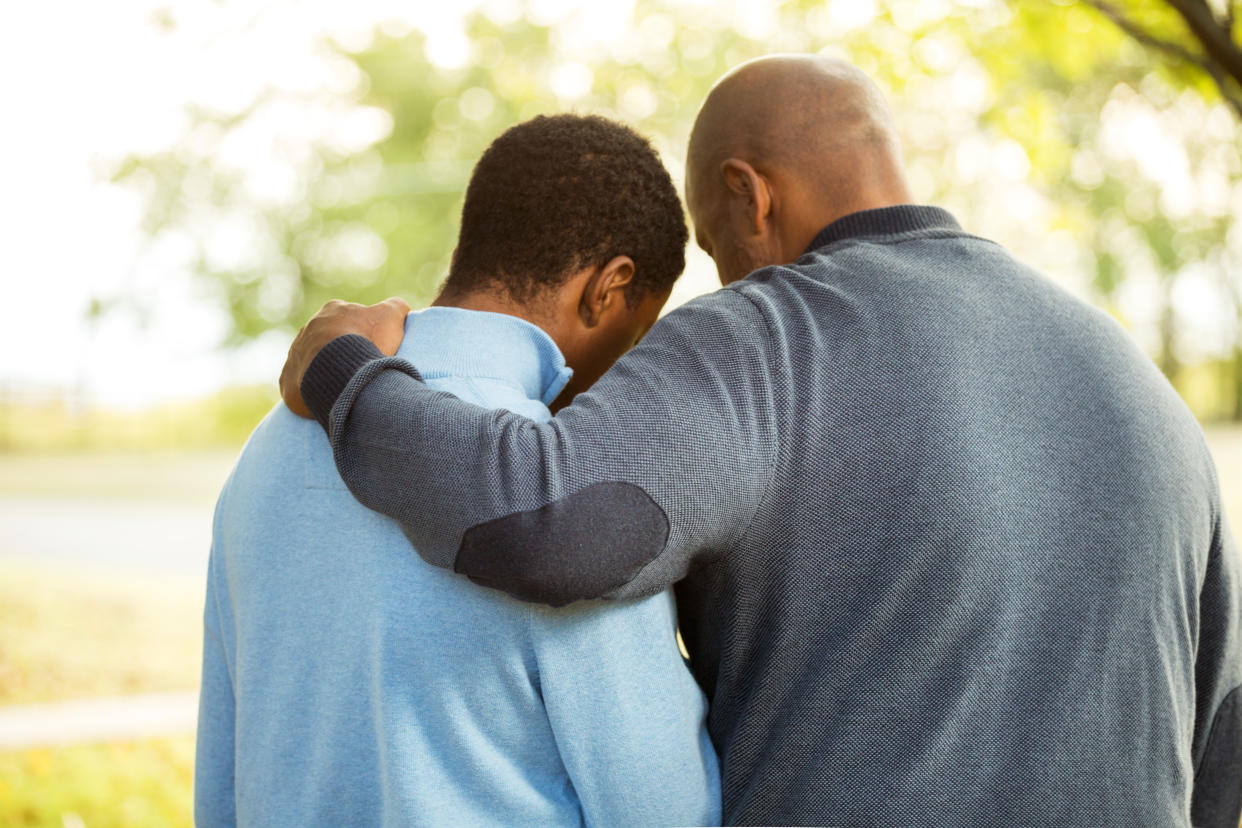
[{"left": 439, "top": 114, "right": 688, "bottom": 400}]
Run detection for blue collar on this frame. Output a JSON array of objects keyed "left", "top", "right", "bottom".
[{"left": 396, "top": 307, "right": 573, "bottom": 406}]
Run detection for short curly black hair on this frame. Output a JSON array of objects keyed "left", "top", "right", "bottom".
[{"left": 443, "top": 114, "right": 688, "bottom": 306}]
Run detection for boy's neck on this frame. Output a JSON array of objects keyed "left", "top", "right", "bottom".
[
  {"left": 433, "top": 288, "right": 551, "bottom": 330},
  {"left": 434, "top": 287, "right": 527, "bottom": 317},
  {"left": 432, "top": 287, "right": 566, "bottom": 358}
]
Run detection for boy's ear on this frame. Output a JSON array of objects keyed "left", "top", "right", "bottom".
[{"left": 579, "top": 255, "right": 636, "bottom": 327}]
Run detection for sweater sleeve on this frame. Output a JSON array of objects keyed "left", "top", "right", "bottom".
[
  {"left": 303, "top": 288, "right": 777, "bottom": 605},
  {"left": 1190, "top": 503, "right": 1242, "bottom": 827},
  {"left": 530, "top": 593, "right": 720, "bottom": 827}
]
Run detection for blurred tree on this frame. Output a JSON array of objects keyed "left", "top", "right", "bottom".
[
  {"left": 1075, "top": 0, "right": 1241, "bottom": 416},
  {"left": 108, "top": 32, "right": 468, "bottom": 342},
  {"left": 109, "top": 0, "right": 1242, "bottom": 418},
  {"left": 975, "top": 1, "right": 1241, "bottom": 416},
  {"left": 1084, "top": 0, "right": 1241, "bottom": 118},
  {"left": 107, "top": 3, "right": 747, "bottom": 341}
]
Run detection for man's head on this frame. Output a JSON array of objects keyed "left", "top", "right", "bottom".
[
  {"left": 440, "top": 114, "right": 688, "bottom": 398},
  {"left": 686, "top": 54, "right": 914, "bottom": 285}
]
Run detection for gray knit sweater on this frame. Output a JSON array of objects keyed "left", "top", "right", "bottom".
[{"left": 303, "top": 205, "right": 1241, "bottom": 827}]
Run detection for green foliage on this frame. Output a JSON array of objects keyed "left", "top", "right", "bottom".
[
  {"left": 108, "top": 7, "right": 743, "bottom": 341},
  {"left": 109, "top": 0, "right": 1242, "bottom": 416}
]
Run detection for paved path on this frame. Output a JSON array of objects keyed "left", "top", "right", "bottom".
[
  {"left": 0, "top": 692, "right": 198, "bottom": 750},
  {"left": 0, "top": 495, "right": 211, "bottom": 575}
]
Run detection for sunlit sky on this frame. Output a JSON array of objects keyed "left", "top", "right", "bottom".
[{"left": 2, "top": 0, "right": 1235, "bottom": 408}]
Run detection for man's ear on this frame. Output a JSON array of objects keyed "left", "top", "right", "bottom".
[
  {"left": 578, "top": 256, "right": 636, "bottom": 328},
  {"left": 720, "top": 158, "right": 772, "bottom": 236}
]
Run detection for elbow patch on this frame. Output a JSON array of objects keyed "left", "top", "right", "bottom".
[
  {"left": 453, "top": 481, "right": 669, "bottom": 607},
  {"left": 1192, "top": 683, "right": 1242, "bottom": 828}
]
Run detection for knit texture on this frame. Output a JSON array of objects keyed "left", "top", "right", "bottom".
[
  {"left": 305, "top": 205, "right": 1242, "bottom": 826},
  {"left": 200, "top": 307, "right": 719, "bottom": 827},
  {"left": 302, "top": 333, "right": 384, "bottom": 432}
]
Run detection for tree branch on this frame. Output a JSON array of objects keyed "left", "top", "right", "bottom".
[
  {"left": 1083, "top": 0, "right": 1242, "bottom": 119},
  {"left": 1164, "top": 0, "right": 1242, "bottom": 80},
  {"left": 1204, "top": 60, "right": 1242, "bottom": 117},
  {"left": 1085, "top": 0, "right": 1205, "bottom": 63}
]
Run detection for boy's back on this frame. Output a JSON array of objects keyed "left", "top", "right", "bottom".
[{"left": 194, "top": 308, "right": 719, "bottom": 827}]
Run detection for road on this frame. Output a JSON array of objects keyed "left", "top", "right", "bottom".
[
  {"left": 0, "top": 494, "right": 212, "bottom": 576},
  {"left": 0, "top": 692, "right": 199, "bottom": 750}
]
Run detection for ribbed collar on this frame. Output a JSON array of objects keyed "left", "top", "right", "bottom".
[
  {"left": 805, "top": 205, "right": 962, "bottom": 253},
  {"left": 396, "top": 307, "right": 573, "bottom": 406}
]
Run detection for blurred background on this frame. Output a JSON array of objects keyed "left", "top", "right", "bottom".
[{"left": 2, "top": 0, "right": 1240, "bottom": 824}]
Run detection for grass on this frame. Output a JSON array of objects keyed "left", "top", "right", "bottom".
[
  {"left": 0, "top": 385, "right": 278, "bottom": 454},
  {"left": 0, "top": 563, "right": 200, "bottom": 826},
  {"left": 0, "top": 564, "right": 202, "bottom": 706},
  {"left": 0, "top": 737, "right": 193, "bottom": 828}
]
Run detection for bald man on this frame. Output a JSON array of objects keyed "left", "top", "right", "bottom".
[{"left": 280, "top": 56, "right": 1241, "bottom": 826}]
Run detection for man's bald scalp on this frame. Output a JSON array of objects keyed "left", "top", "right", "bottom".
[{"left": 687, "top": 55, "right": 907, "bottom": 208}]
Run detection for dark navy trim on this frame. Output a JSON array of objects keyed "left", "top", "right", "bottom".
[
  {"left": 301, "top": 334, "right": 384, "bottom": 432},
  {"left": 1191, "top": 683, "right": 1242, "bottom": 828},
  {"left": 805, "top": 205, "right": 962, "bottom": 253},
  {"left": 454, "top": 481, "right": 670, "bottom": 607}
]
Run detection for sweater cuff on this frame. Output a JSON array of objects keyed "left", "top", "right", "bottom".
[{"left": 300, "top": 334, "right": 385, "bottom": 432}]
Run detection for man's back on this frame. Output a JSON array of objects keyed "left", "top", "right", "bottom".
[
  {"left": 194, "top": 308, "right": 719, "bottom": 827},
  {"left": 681, "top": 207, "right": 1236, "bottom": 823},
  {"left": 301, "top": 206, "right": 1240, "bottom": 827}
]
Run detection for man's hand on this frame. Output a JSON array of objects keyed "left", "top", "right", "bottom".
[{"left": 280, "top": 297, "right": 411, "bottom": 418}]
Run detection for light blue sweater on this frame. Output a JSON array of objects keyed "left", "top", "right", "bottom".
[{"left": 194, "top": 307, "right": 720, "bottom": 827}]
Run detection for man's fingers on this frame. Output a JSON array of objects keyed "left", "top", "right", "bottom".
[
  {"left": 370, "top": 297, "right": 411, "bottom": 355},
  {"left": 309, "top": 299, "right": 359, "bottom": 324},
  {"left": 279, "top": 332, "right": 314, "bottom": 418},
  {"left": 277, "top": 296, "right": 410, "bottom": 414},
  {"left": 381, "top": 296, "right": 412, "bottom": 316}
]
